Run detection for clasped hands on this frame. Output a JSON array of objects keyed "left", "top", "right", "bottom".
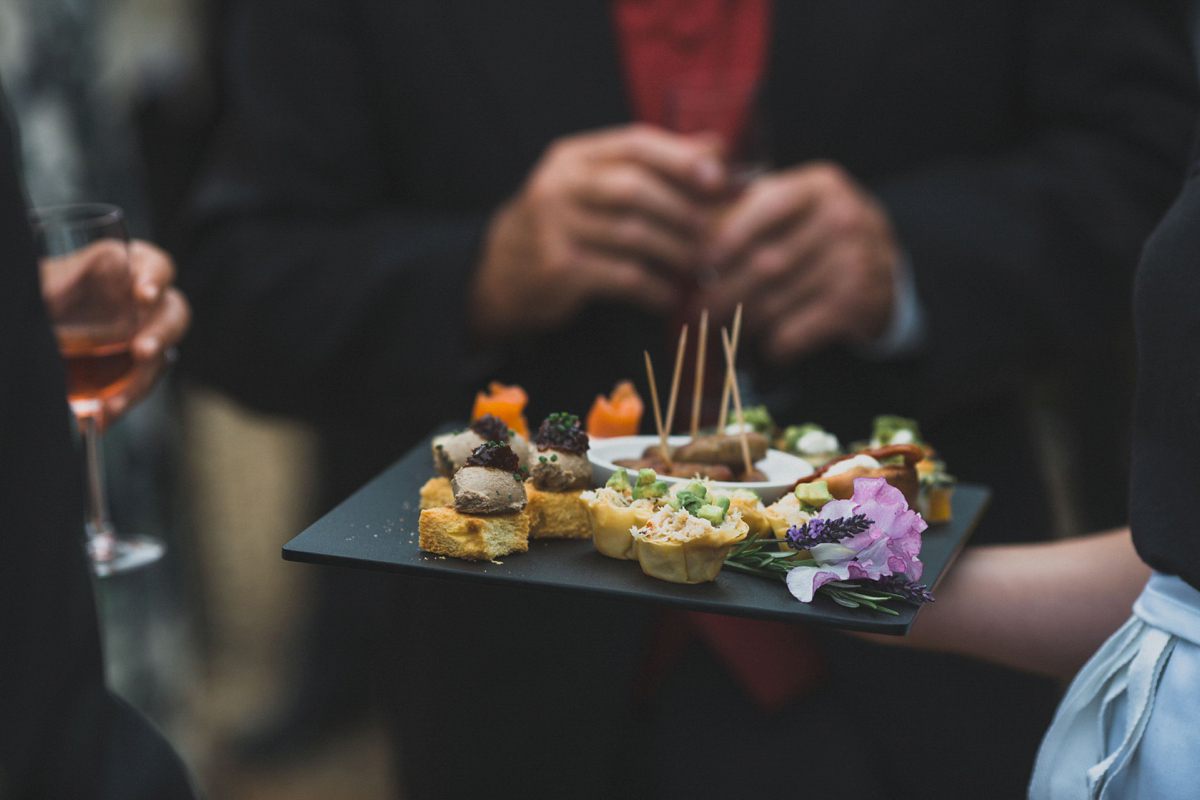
[{"left": 473, "top": 123, "right": 899, "bottom": 363}]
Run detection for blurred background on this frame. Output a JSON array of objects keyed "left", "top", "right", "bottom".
[{"left": 2, "top": 0, "right": 1170, "bottom": 797}]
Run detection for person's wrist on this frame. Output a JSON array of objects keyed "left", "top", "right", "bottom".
[
  {"left": 851, "top": 249, "right": 926, "bottom": 359},
  {"left": 469, "top": 200, "right": 527, "bottom": 339}
]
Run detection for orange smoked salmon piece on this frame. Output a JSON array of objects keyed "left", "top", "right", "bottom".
[
  {"left": 586, "top": 380, "right": 643, "bottom": 438},
  {"left": 472, "top": 382, "right": 530, "bottom": 438}
]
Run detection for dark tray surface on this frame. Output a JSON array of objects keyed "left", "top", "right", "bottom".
[{"left": 284, "top": 428, "right": 988, "bottom": 635}]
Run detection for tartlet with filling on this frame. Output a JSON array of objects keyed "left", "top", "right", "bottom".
[
  {"left": 631, "top": 482, "right": 748, "bottom": 584},
  {"left": 582, "top": 467, "right": 668, "bottom": 560}
]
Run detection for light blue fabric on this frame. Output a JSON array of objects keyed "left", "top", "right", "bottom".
[{"left": 1029, "top": 572, "right": 1200, "bottom": 799}]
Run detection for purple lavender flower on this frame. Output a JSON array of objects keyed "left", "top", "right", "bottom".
[
  {"left": 872, "top": 574, "right": 936, "bottom": 604},
  {"left": 785, "top": 514, "right": 871, "bottom": 550}
]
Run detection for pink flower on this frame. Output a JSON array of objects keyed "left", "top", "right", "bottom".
[{"left": 786, "top": 478, "right": 927, "bottom": 603}]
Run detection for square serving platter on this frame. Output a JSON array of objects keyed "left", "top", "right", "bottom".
[{"left": 283, "top": 428, "right": 988, "bottom": 635}]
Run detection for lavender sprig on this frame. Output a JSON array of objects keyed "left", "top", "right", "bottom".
[
  {"left": 785, "top": 514, "right": 872, "bottom": 550},
  {"left": 871, "top": 574, "right": 936, "bottom": 605}
]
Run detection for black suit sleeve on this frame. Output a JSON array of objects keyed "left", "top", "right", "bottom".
[
  {"left": 874, "top": 0, "right": 1197, "bottom": 401},
  {"left": 180, "top": 0, "right": 489, "bottom": 423}
]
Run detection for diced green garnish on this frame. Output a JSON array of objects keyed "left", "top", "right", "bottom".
[
  {"left": 636, "top": 468, "right": 658, "bottom": 486},
  {"left": 795, "top": 481, "right": 834, "bottom": 511},
  {"left": 783, "top": 422, "right": 824, "bottom": 452},
  {"left": 685, "top": 481, "right": 709, "bottom": 500},
  {"left": 872, "top": 414, "right": 922, "bottom": 446},
  {"left": 714, "top": 495, "right": 731, "bottom": 512},
  {"left": 696, "top": 503, "right": 727, "bottom": 525},
  {"left": 606, "top": 468, "right": 632, "bottom": 492},
  {"left": 632, "top": 480, "right": 668, "bottom": 501},
  {"left": 741, "top": 406, "right": 776, "bottom": 435},
  {"left": 672, "top": 488, "right": 706, "bottom": 515}
]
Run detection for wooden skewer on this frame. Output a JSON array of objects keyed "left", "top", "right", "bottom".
[
  {"left": 643, "top": 350, "right": 672, "bottom": 471},
  {"left": 716, "top": 302, "right": 743, "bottom": 433},
  {"left": 721, "top": 327, "right": 754, "bottom": 477},
  {"left": 663, "top": 324, "right": 687, "bottom": 439},
  {"left": 690, "top": 309, "right": 708, "bottom": 438}
]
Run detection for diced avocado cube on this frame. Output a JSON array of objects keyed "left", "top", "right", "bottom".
[
  {"left": 795, "top": 481, "right": 834, "bottom": 509},
  {"left": 636, "top": 468, "right": 658, "bottom": 486},
  {"left": 633, "top": 480, "right": 668, "bottom": 501},
  {"left": 606, "top": 468, "right": 631, "bottom": 492},
  {"left": 714, "top": 495, "right": 731, "bottom": 512},
  {"left": 696, "top": 504, "right": 727, "bottom": 525}
]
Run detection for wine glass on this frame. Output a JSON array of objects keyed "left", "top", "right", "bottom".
[{"left": 31, "top": 203, "right": 166, "bottom": 577}]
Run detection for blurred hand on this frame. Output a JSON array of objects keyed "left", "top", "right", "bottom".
[
  {"left": 697, "top": 161, "right": 899, "bottom": 363},
  {"left": 100, "top": 240, "right": 190, "bottom": 426},
  {"left": 470, "top": 124, "right": 726, "bottom": 336}
]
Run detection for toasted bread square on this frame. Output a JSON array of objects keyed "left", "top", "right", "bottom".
[
  {"left": 525, "top": 484, "right": 591, "bottom": 539},
  {"left": 419, "top": 477, "right": 454, "bottom": 510},
  {"left": 418, "top": 506, "right": 529, "bottom": 561}
]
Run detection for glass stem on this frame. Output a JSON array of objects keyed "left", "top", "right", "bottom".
[{"left": 82, "top": 414, "right": 112, "bottom": 537}]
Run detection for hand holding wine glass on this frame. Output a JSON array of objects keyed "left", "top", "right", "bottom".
[
  {"left": 41, "top": 236, "right": 189, "bottom": 430},
  {"left": 33, "top": 203, "right": 189, "bottom": 575}
]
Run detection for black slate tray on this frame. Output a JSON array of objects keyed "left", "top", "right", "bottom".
[{"left": 283, "top": 429, "right": 988, "bottom": 635}]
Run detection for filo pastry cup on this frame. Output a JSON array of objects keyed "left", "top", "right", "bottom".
[
  {"left": 582, "top": 487, "right": 659, "bottom": 560},
  {"left": 631, "top": 506, "right": 749, "bottom": 584}
]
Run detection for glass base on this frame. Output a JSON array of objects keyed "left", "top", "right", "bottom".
[{"left": 89, "top": 527, "right": 166, "bottom": 578}]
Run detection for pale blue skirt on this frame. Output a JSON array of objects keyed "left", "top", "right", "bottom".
[{"left": 1029, "top": 571, "right": 1200, "bottom": 799}]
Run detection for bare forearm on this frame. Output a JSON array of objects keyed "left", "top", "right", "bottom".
[{"left": 871, "top": 529, "right": 1149, "bottom": 680}]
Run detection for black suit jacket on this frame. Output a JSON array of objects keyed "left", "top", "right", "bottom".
[
  {"left": 182, "top": 0, "right": 1196, "bottom": 531},
  {"left": 0, "top": 102, "right": 193, "bottom": 800}
]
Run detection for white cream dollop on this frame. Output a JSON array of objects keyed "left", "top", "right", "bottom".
[
  {"left": 797, "top": 429, "right": 839, "bottom": 455},
  {"left": 823, "top": 454, "right": 881, "bottom": 477}
]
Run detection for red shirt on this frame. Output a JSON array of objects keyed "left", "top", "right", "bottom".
[
  {"left": 612, "top": 1, "right": 824, "bottom": 714},
  {"left": 613, "top": 0, "right": 771, "bottom": 151}
]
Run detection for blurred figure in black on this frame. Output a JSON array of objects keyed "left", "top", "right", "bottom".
[
  {"left": 0, "top": 93, "right": 194, "bottom": 799},
  {"left": 176, "top": 2, "right": 1196, "bottom": 798}
]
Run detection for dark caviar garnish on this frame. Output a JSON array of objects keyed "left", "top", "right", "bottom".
[
  {"left": 534, "top": 412, "right": 588, "bottom": 455},
  {"left": 469, "top": 414, "right": 511, "bottom": 444},
  {"left": 464, "top": 441, "right": 520, "bottom": 472}
]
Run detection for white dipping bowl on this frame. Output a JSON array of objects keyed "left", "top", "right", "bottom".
[{"left": 587, "top": 434, "right": 813, "bottom": 505}]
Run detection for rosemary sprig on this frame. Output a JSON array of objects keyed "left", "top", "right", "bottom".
[{"left": 725, "top": 533, "right": 812, "bottom": 579}]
